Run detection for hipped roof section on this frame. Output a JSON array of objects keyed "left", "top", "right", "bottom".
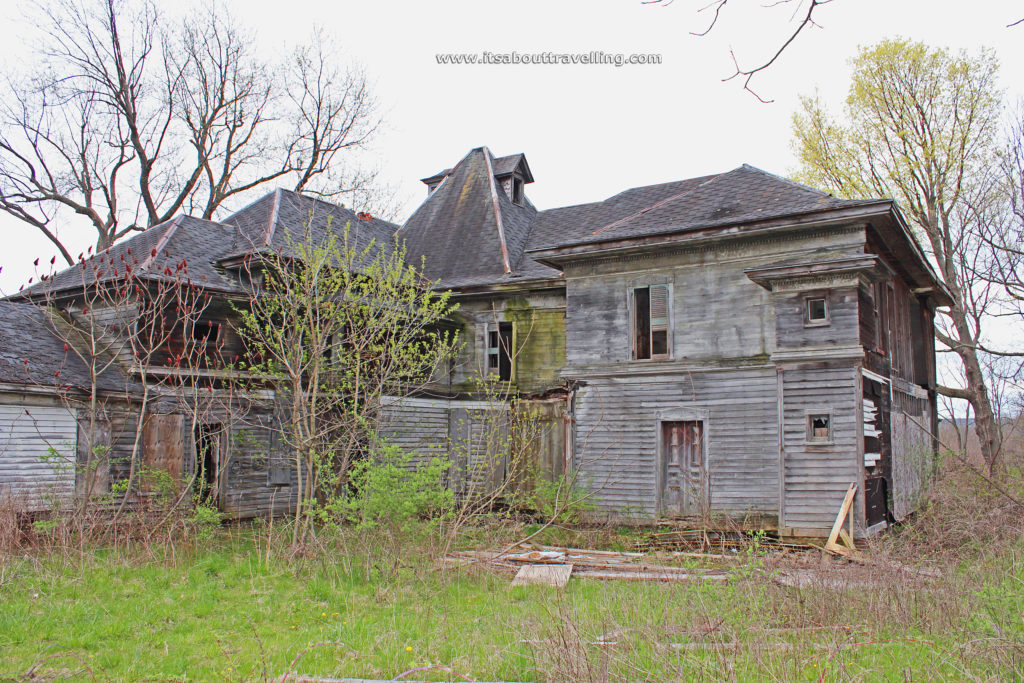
[
  {"left": 12, "top": 190, "right": 399, "bottom": 301},
  {"left": 398, "top": 147, "right": 559, "bottom": 288}
]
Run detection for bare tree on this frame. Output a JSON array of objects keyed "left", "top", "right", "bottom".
[
  {"left": 643, "top": 1, "right": 1024, "bottom": 102},
  {"left": 643, "top": 0, "right": 832, "bottom": 102},
  {"left": 0, "top": 0, "right": 381, "bottom": 266}
]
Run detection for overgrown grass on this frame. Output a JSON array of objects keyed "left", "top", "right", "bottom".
[
  {"left": 1, "top": 518, "right": 1023, "bottom": 682},
  {"left": 3, "top": 450, "right": 1024, "bottom": 682}
]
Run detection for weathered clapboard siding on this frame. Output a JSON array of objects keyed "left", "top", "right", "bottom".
[
  {"left": 571, "top": 366, "right": 779, "bottom": 519},
  {"left": 0, "top": 403, "right": 78, "bottom": 511},
  {"left": 378, "top": 396, "right": 450, "bottom": 467},
  {"left": 774, "top": 286, "right": 860, "bottom": 349},
  {"left": 220, "top": 415, "right": 296, "bottom": 519},
  {"left": 780, "top": 364, "right": 860, "bottom": 534},
  {"left": 379, "top": 396, "right": 547, "bottom": 497},
  {"left": 449, "top": 289, "right": 566, "bottom": 396},
  {"left": 563, "top": 227, "right": 865, "bottom": 368}
]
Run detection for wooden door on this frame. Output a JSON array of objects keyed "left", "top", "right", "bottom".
[
  {"left": 141, "top": 413, "right": 184, "bottom": 493},
  {"left": 661, "top": 421, "right": 706, "bottom": 517}
]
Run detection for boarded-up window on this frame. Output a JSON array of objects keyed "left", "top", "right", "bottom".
[
  {"left": 632, "top": 284, "right": 671, "bottom": 360},
  {"left": 141, "top": 413, "right": 184, "bottom": 493}
]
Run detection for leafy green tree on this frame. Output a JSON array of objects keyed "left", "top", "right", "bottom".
[
  {"left": 792, "top": 39, "right": 1006, "bottom": 471},
  {"left": 235, "top": 221, "right": 458, "bottom": 544}
]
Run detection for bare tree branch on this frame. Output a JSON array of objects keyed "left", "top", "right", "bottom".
[{"left": 0, "top": 0, "right": 383, "bottom": 267}]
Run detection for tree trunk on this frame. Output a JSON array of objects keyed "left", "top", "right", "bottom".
[{"left": 951, "top": 313, "right": 1002, "bottom": 473}]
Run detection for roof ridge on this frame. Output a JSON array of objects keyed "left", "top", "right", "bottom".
[
  {"left": 264, "top": 188, "right": 283, "bottom": 245},
  {"left": 396, "top": 147, "right": 478, "bottom": 236},
  {"left": 481, "top": 147, "right": 513, "bottom": 274},
  {"left": 138, "top": 215, "right": 184, "bottom": 272},
  {"left": 591, "top": 169, "right": 733, "bottom": 236},
  {"left": 739, "top": 163, "right": 835, "bottom": 198}
]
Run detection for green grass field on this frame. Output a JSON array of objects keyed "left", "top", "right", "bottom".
[{"left": 1, "top": 522, "right": 1022, "bottom": 682}]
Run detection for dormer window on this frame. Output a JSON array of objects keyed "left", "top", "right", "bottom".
[{"left": 512, "top": 177, "right": 525, "bottom": 205}]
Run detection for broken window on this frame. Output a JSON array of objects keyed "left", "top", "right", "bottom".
[
  {"left": 632, "top": 284, "right": 671, "bottom": 360},
  {"left": 486, "top": 322, "right": 514, "bottom": 381},
  {"left": 805, "top": 296, "right": 828, "bottom": 325},
  {"left": 512, "top": 177, "right": 525, "bottom": 205},
  {"left": 807, "top": 414, "right": 832, "bottom": 443},
  {"left": 190, "top": 320, "right": 221, "bottom": 347},
  {"left": 194, "top": 423, "right": 222, "bottom": 505}
]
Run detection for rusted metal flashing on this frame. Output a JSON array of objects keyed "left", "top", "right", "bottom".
[
  {"left": 482, "top": 147, "right": 513, "bottom": 274},
  {"left": 263, "top": 188, "right": 283, "bottom": 246},
  {"left": 138, "top": 215, "right": 184, "bottom": 272}
]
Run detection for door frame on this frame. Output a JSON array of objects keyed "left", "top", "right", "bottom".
[{"left": 655, "top": 409, "right": 710, "bottom": 518}]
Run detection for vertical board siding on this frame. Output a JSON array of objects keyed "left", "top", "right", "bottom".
[
  {"left": 0, "top": 403, "right": 78, "bottom": 511},
  {"left": 890, "top": 390, "right": 931, "bottom": 520},
  {"left": 781, "top": 364, "right": 860, "bottom": 532},
  {"left": 572, "top": 367, "right": 779, "bottom": 519},
  {"left": 220, "top": 415, "right": 296, "bottom": 520}
]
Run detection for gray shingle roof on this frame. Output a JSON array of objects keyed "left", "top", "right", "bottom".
[
  {"left": 6, "top": 156, "right": 886, "bottom": 300},
  {"left": 0, "top": 301, "right": 128, "bottom": 393},
  {"left": 220, "top": 189, "right": 399, "bottom": 266},
  {"left": 397, "top": 148, "right": 560, "bottom": 288},
  {"left": 12, "top": 190, "right": 400, "bottom": 302},
  {"left": 528, "top": 165, "right": 876, "bottom": 251},
  {"left": 397, "top": 155, "right": 877, "bottom": 289}
]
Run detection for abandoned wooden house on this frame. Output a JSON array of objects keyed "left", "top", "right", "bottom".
[{"left": 0, "top": 146, "right": 950, "bottom": 538}]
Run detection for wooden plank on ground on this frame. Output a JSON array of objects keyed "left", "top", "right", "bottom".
[{"left": 511, "top": 563, "right": 574, "bottom": 587}]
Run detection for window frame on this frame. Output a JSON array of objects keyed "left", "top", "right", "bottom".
[
  {"left": 485, "top": 321, "right": 515, "bottom": 382},
  {"left": 630, "top": 283, "right": 673, "bottom": 362},
  {"left": 511, "top": 177, "right": 525, "bottom": 205},
  {"left": 806, "top": 411, "right": 834, "bottom": 445},
  {"left": 803, "top": 293, "right": 830, "bottom": 327}
]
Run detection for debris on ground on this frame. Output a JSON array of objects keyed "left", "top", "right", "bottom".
[{"left": 448, "top": 545, "right": 729, "bottom": 584}]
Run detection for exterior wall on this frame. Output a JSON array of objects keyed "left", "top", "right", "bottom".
[
  {"left": 778, "top": 363, "right": 861, "bottom": 536},
  {"left": 570, "top": 366, "right": 779, "bottom": 520},
  {"left": 564, "top": 226, "right": 866, "bottom": 369},
  {"left": 858, "top": 243, "right": 939, "bottom": 528},
  {"left": 890, "top": 389, "right": 932, "bottom": 520},
  {"left": 0, "top": 398, "right": 78, "bottom": 512},
  {"left": 450, "top": 289, "right": 566, "bottom": 396},
  {"left": 561, "top": 225, "right": 868, "bottom": 526},
  {"left": 219, "top": 411, "right": 296, "bottom": 519}
]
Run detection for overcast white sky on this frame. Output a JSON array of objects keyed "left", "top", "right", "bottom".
[{"left": 1, "top": 0, "right": 1022, "bottom": 293}]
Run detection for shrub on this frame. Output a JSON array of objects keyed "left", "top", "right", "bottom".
[{"left": 337, "top": 442, "right": 453, "bottom": 529}]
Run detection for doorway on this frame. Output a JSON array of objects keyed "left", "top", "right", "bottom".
[
  {"left": 194, "top": 423, "right": 223, "bottom": 506},
  {"left": 660, "top": 421, "right": 707, "bottom": 518}
]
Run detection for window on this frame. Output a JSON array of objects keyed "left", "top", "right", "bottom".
[
  {"left": 805, "top": 296, "right": 829, "bottom": 325},
  {"left": 807, "top": 414, "right": 832, "bottom": 443},
  {"left": 190, "top": 320, "right": 221, "bottom": 345},
  {"left": 512, "top": 177, "right": 525, "bottom": 205},
  {"left": 486, "top": 322, "right": 514, "bottom": 381},
  {"left": 632, "top": 284, "right": 671, "bottom": 360}
]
